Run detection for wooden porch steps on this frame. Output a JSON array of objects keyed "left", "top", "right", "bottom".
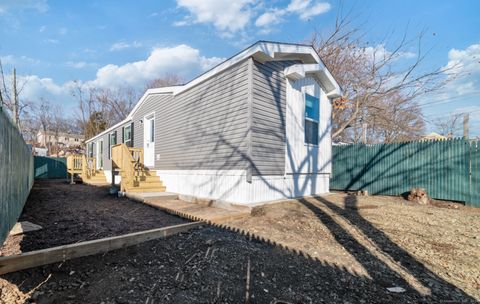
[
  {"left": 122, "top": 170, "right": 167, "bottom": 193},
  {"left": 82, "top": 170, "right": 108, "bottom": 186}
]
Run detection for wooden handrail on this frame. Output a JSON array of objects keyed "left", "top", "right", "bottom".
[
  {"left": 112, "top": 144, "right": 143, "bottom": 192},
  {"left": 67, "top": 154, "right": 83, "bottom": 172}
]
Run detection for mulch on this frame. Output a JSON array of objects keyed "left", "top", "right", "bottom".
[{"left": 0, "top": 180, "right": 187, "bottom": 256}]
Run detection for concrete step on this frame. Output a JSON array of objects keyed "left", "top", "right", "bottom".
[
  {"left": 125, "top": 192, "right": 178, "bottom": 202},
  {"left": 126, "top": 186, "right": 166, "bottom": 193},
  {"left": 133, "top": 182, "right": 165, "bottom": 189}
]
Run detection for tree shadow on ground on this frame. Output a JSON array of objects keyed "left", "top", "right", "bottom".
[
  {"left": 1, "top": 225, "right": 476, "bottom": 304},
  {"left": 299, "top": 195, "right": 475, "bottom": 303}
]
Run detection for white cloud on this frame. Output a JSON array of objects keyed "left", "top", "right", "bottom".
[
  {"left": 59, "top": 27, "right": 68, "bottom": 35},
  {"left": 0, "top": 0, "right": 48, "bottom": 14},
  {"left": 440, "top": 44, "right": 480, "bottom": 97},
  {"left": 66, "top": 61, "right": 96, "bottom": 69},
  {"left": 0, "top": 55, "right": 41, "bottom": 66},
  {"left": 90, "top": 44, "right": 225, "bottom": 88},
  {"left": 362, "top": 44, "right": 416, "bottom": 64},
  {"left": 9, "top": 44, "right": 225, "bottom": 110},
  {"left": 297, "top": 2, "right": 331, "bottom": 20},
  {"left": 255, "top": 0, "right": 331, "bottom": 31},
  {"left": 39, "top": 25, "right": 46, "bottom": 32},
  {"left": 44, "top": 38, "right": 59, "bottom": 44},
  {"left": 255, "top": 10, "right": 283, "bottom": 27},
  {"left": 175, "top": 0, "right": 254, "bottom": 35},
  {"left": 109, "top": 41, "right": 142, "bottom": 51}
]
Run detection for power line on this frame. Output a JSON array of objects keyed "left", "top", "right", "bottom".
[
  {"left": 417, "top": 91, "right": 480, "bottom": 108},
  {"left": 425, "top": 109, "right": 480, "bottom": 119}
]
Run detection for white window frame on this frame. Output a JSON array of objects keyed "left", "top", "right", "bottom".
[{"left": 304, "top": 93, "right": 320, "bottom": 146}]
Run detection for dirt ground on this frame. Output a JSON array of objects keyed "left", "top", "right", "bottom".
[
  {"left": 1, "top": 225, "right": 477, "bottom": 304},
  {"left": 227, "top": 193, "right": 480, "bottom": 302},
  {"left": 1, "top": 182, "right": 478, "bottom": 303},
  {"left": 0, "top": 180, "right": 187, "bottom": 256}
]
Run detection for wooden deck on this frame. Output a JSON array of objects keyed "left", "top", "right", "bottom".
[{"left": 126, "top": 193, "right": 250, "bottom": 224}]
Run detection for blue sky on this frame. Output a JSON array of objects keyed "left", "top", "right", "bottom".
[{"left": 1, "top": 0, "right": 479, "bottom": 137}]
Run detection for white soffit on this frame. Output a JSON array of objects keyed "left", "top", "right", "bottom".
[{"left": 284, "top": 63, "right": 342, "bottom": 98}]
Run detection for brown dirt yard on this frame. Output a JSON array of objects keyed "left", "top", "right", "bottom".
[
  {"left": 227, "top": 193, "right": 480, "bottom": 302},
  {"left": 0, "top": 180, "right": 187, "bottom": 256},
  {"left": 0, "top": 181, "right": 479, "bottom": 303}
]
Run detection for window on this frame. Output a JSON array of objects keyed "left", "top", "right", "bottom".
[
  {"left": 150, "top": 119, "right": 155, "bottom": 142},
  {"left": 304, "top": 93, "right": 319, "bottom": 145},
  {"left": 108, "top": 131, "right": 117, "bottom": 159},
  {"left": 123, "top": 124, "right": 132, "bottom": 147},
  {"left": 88, "top": 143, "right": 93, "bottom": 157}
]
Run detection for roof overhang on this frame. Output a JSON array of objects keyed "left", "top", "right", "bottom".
[
  {"left": 128, "top": 41, "right": 343, "bottom": 119},
  {"left": 88, "top": 41, "right": 343, "bottom": 142},
  {"left": 284, "top": 64, "right": 342, "bottom": 98}
]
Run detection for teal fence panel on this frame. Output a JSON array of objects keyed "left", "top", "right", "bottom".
[
  {"left": 34, "top": 156, "right": 67, "bottom": 179},
  {"left": 0, "top": 108, "right": 34, "bottom": 245},
  {"left": 331, "top": 139, "right": 480, "bottom": 207}
]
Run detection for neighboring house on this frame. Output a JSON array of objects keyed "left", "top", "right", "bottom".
[
  {"left": 422, "top": 132, "right": 447, "bottom": 141},
  {"left": 37, "top": 130, "right": 84, "bottom": 148},
  {"left": 85, "top": 41, "right": 342, "bottom": 205}
]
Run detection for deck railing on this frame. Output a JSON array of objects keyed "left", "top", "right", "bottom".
[
  {"left": 112, "top": 144, "right": 144, "bottom": 192},
  {"left": 67, "top": 154, "right": 83, "bottom": 173},
  {"left": 67, "top": 154, "right": 96, "bottom": 182}
]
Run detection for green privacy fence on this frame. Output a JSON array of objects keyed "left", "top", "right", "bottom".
[
  {"left": 34, "top": 156, "right": 67, "bottom": 179},
  {"left": 0, "top": 108, "right": 34, "bottom": 245},
  {"left": 330, "top": 139, "right": 480, "bottom": 207}
]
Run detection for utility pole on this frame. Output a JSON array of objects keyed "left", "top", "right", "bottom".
[
  {"left": 362, "top": 123, "right": 367, "bottom": 144},
  {"left": 463, "top": 113, "right": 469, "bottom": 139},
  {"left": 12, "top": 68, "right": 19, "bottom": 126}
]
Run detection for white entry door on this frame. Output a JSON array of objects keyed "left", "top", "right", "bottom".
[{"left": 144, "top": 114, "right": 155, "bottom": 167}]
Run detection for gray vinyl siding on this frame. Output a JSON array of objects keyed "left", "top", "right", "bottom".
[
  {"left": 132, "top": 59, "right": 250, "bottom": 170},
  {"left": 91, "top": 123, "right": 130, "bottom": 171},
  {"left": 250, "top": 60, "right": 295, "bottom": 176},
  {"left": 90, "top": 58, "right": 297, "bottom": 175}
]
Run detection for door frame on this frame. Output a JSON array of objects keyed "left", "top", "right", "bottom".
[
  {"left": 143, "top": 112, "right": 155, "bottom": 168},
  {"left": 96, "top": 139, "right": 103, "bottom": 169}
]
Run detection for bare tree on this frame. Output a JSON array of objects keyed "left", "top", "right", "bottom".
[
  {"left": 0, "top": 59, "right": 32, "bottom": 128},
  {"left": 432, "top": 113, "right": 463, "bottom": 137},
  {"left": 145, "top": 73, "right": 184, "bottom": 89},
  {"left": 71, "top": 74, "right": 183, "bottom": 138},
  {"left": 310, "top": 12, "right": 457, "bottom": 143}
]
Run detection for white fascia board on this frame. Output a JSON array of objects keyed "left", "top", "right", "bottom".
[
  {"left": 127, "top": 87, "right": 179, "bottom": 120},
  {"left": 284, "top": 63, "right": 342, "bottom": 98},
  {"left": 85, "top": 118, "right": 132, "bottom": 143}
]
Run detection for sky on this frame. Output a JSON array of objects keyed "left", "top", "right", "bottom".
[{"left": 0, "top": 0, "right": 479, "bottom": 137}]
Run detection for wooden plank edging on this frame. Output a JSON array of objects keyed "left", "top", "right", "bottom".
[{"left": 0, "top": 221, "right": 203, "bottom": 275}]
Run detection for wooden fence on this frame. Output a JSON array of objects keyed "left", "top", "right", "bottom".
[
  {"left": 330, "top": 139, "right": 480, "bottom": 207},
  {"left": 0, "top": 108, "right": 34, "bottom": 244}
]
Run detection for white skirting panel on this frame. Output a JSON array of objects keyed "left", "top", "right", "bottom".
[
  {"left": 103, "top": 170, "right": 121, "bottom": 185},
  {"left": 156, "top": 170, "right": 330, "bottom": 206}
]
